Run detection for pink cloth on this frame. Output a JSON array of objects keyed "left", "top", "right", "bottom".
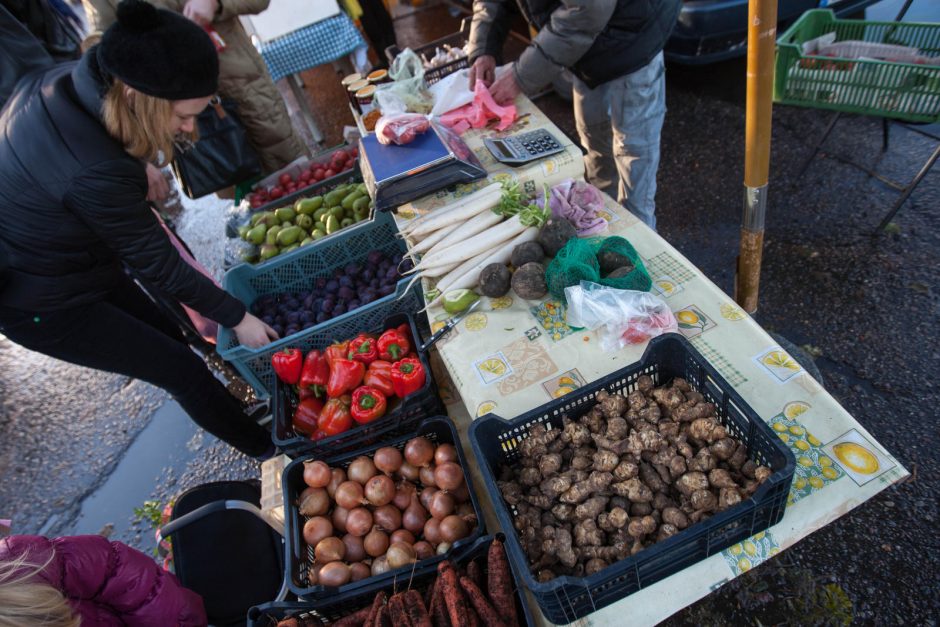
[
  {"left": 0, "top": 535, "right": 207, "bottom": 626},
  {"left": 439, "top": 79, "right": 517, "bottom": 134}
]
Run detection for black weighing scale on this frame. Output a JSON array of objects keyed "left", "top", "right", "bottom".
[{"left": 358, "top": 121, "right": 487, "bottom": 212}]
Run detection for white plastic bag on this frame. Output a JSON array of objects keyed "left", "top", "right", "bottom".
[
  {"left": 565, "top": 281, "right": 678, "bottom": 351},
  {"left": 375, "top": 113, "right": 431, "bottom": 145},
  {"left": 374, "top": 49, "right": 434, "bottom": 115}
]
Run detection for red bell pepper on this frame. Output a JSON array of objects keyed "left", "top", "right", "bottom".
[
  {"left": 325, "top": 340, "right": 350, "bottom": 368},
  {"left": 363, "top": 360, "right": 396, "bottom": 397},
  {"left": 396, "top": 322, "right": 413, "bottom": 350},
  {"left": 391, "top": 357, "right": 425, "bottom": 397},
  {"left": 292, "top": 397, "right": 324, "bottom": 435},
  {"left": 326, "top": 358, "right": 365, "bottom": 398},
  {"left": 377, "top": 328, "right": 410, "bottom": 361},
  {"left": 299, "top": 349, "right": 330, "bottom": 397},
  {"left": 347, "top": 333, "right": 379, "bottom": 364},
  {"left": 310, "top": 429, "right": 329, "bottom": 441},
  {"left": 272, "top": 348, "right": 303, "bottom": 384},
  {"left": 318, "top": 397, "right": 352, "bottom": 435},
  {"left": 351, "top": 386, "right": 387, "bottom": 424}
]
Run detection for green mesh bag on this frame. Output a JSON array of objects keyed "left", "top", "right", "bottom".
[
  {"left": 595, "top": 237, "right": 652, "bottom": 292},
  {"left": 545, "top": 236, "right": 652, "bottom": 300},
  {"left": 545, "top": 238, "right": 600, "bottom": 300}
]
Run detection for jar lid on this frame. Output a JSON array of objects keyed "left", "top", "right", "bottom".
[
  {"left": 367, "top": 69, "right": 388, "bottom": 81},
  {"left": 341, "top": 72, "right": 363, "bottom": 86},
  {"left": 348, "top": 79, "right": 370, "bottom": 92},
  {"left": 356, "top": 85, "right": 377, "bottom": 98}
]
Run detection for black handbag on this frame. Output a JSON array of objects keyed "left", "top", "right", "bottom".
[{"left": 172, "top": 97, "right": 262, "bottom": 198}]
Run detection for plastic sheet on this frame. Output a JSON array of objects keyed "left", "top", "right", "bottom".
[{"left": 565, "top": 281, "right": 677, "bottom": 351}]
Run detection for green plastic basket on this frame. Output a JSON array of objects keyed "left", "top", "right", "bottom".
[{"left": 774, "top": 10, "right": 940, "bottom": 123}]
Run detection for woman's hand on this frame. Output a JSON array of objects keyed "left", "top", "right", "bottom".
[
  {"left": 145, "top": 163, "right": 170, "bottom": 203},
  {"left": 234, "top": 312, "right": 279, "bottom": 348},
  {"left": 183, "top": 0, "right": 220, "bottom": 26}
]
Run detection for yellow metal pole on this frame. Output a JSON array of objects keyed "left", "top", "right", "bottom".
[{"left": 735, "top": 0, "right": 778, "bottom": 314}]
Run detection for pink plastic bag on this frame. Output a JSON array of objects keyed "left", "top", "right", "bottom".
[{"left": 438, "top": 79, "right": 517, "bottom": 134}]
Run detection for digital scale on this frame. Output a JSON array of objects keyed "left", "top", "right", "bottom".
[
  {"left": 358, "top": 121, "right": 487, "bottom": 212},
  {"left": 483, "top": 128, "right": 565, "bottom": 165}
]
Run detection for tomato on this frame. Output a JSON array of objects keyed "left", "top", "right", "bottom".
[
  {"left": 324, "top": 169, "right": 336, "bottom": 179},
  {"left": 279, "top": 173, "right": 293, "bottom": 186},
  {"left": 269, "top": 186, "right": 284, "bottom": 200},
  {"left": 313, "top": 169, "right": 325, "bottom": 181},
  {"left": 250, "top": 199, "right": 263, "bottom": 208},
  {"left": 350, "top": 147, "right": 358, "bottom": 158}
]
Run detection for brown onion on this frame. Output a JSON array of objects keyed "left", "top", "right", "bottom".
[
  {"left": 365, "top": 474, "right": 395, "bottom": 507},
  {"left": 419, "top": 465, "right": 437, "bottom": 488},
  {"left": 315, "top": 537, "right": 346, "bottom": 563},
  {"left": 335, "top": 481, "right": 365, "bottom": 509},
  {"left": 386, "top": 542, "right": 417, "bottom": 569},
  {"left": 413, "top": 541, "right": 434, "bottom": 560},
  {"left": 349, "top": 562, "right": 371, "bottom": 582},
  {"left": 423, "top": 517, "right": 442, "bottom": 545},
  {"left": 307, "top": 563, "right": 323, "bottom": 586},
  {"left": 456, "top": 502, "right": 475, "bottom": 517},
  {"left": 450, "top": 481, "right": 470, "bottom": 503},
  {"left": 399, "top": 461, "right": 420, "bottom": 482},
  {"left": 363, "top": 527, "right": 390, "bottom": 558},
  {"left": 298, "top": 487, "right": 330, "bottom": 517},
  {"left": 331, "top": 506, "right": 349, "bottom": 534},
  {"left": 302, "top": 516, "right": 333, "bottom": 548},
  {"left": 419, "top": 487, "right": 438, "bottom": 511},
  {"left": 303, "top": 460, "right": 332, "bottom": 488},
  {"left": 371, "top": 555, "right": 390, "bottom": 576},
  {"left": 342, "top": 534, "right": 366, "bottom": 563},
  {"left": 439, "top": 515, "right": 470, "bottom": 543},
  {"left": 404, "top": 437, "right": 434, "bottom": 467},
  {"left": 403, "top": 496, "right": 429, "bottom": 534},
  {"left": 318, "top": 561, "right": 351, "bottom": 587},
  {"left": 389, "top": 529, "right": 415, "bottom": 546},
  {"left": 433, "top": 462, "right": 464, "bottom": 491},
  {"left": 373, "top": 504, "right": 402, "bottom": 532},
  {"left": 348, "top": 456, "right": 377, "bottom": 485},
  {"left": 374, "top": 447, "right": 403, "bottom": 475},
  {"left": 393, "top": 481, "right": 417, "bottom": 510},
  {"left": 429, "top": 491, "right": 456, "bottom": 519},
  {"left": 345, "top": 507, "right": 373, "bottom": 537},
  {"left": 326, "top": 468, "right": 347, "bottom": 498},
  {"left": 434, "top": 443, "right": 458, "bottom": 465}
]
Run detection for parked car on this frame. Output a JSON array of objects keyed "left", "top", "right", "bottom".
[{"left": 665, "top": 0, "right": 882, "bottom": 64}]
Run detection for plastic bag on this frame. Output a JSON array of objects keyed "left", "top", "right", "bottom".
[
  {"left": 438, "top": 78, "right": 517, "bottom": 134},
  {"left": 565, "top": 281, "right": 677, "bottom": 351},
  {"left": 538, "top": 179, "right": 607, "bottom": 236},
  {"left": 375, "top": 113, "right": 431, "bottom": 145},
  {"left": 374, "top": 48, "right": 434, "bottom": 115}
]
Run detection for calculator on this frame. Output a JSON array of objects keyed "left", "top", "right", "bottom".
[{"left": 483, "top": 129, "right": 565, "bottom": 165}]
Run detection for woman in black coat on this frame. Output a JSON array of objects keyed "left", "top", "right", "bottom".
[{"left": 0, "top": 0, "right": 277, "bottom": 458}]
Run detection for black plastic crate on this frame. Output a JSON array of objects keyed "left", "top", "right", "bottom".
[
  {"left": 468, "top": 333, "right": 795, "bottom": 624},
  {"left": 385, "top": 20, "right": 470, "bottom": 85},
  {"left": 248, "top": 534, "right": 533, "bottom": 626},
  {"left": 284, "top": 417, "right": 486, "bottom": 600},
  {"left": 272, "top": 312, "right": 444, "bottom": 457}
]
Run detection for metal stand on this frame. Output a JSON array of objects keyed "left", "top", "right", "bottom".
[{"left": 287, "top": 73, "right": 325, "bottom": 147}]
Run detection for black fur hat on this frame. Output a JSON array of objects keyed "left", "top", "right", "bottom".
[{"left": 97, "top": 0, "right": 219, "bottom": 100}]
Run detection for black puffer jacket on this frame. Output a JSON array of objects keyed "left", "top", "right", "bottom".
[{"left": 0, "top": 50, "right": 246, "bottom": 326}]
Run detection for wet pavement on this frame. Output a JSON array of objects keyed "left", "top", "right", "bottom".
[{"left": 1, "top": 1, "right": 938, "bottom": 623}]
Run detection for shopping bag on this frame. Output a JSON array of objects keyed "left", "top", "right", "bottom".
[{"left": 172, "top": 97, "right": 261, "bottom": 198}]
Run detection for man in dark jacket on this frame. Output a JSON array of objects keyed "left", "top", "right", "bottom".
[
  {"left": 0, "top": 0, "right": 276, "bottom": 458},
  {"left": 468, "top": 0, "right": 680, "bottom": 230},
  {"left": 0, "top": 3, "right": 53, "bottom": 109}
]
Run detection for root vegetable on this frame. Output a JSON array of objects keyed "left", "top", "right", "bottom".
[
  {"left": 585, "top": 558, "right": 608, "bottom": 575},
  {"left": 708, "top": 468, "right": 737, "bottom": 489},
  {"left": 661, "top": 507, "right": 689, "bottom": 530},
  {"left": 718, "top": 486, "right": 743, "bottom": 511},
  {"left": 537, "top": 218, "right": 576, "bottom": 257},
  {"left": 459, "top": 575, "right": 507, "bottom": 627},
  {"left": 560, "top": 471, "right": 613, "bottom": 504},
  {"left": 479, "top": 263, "right": 512, "bottom": 298},
  {"left": 596, "top": 390, "right": 628, "bottom": 419},
  {"left": 754, "top": 466, "right": 772, "bottom": 483},
  {"left": 627, "top": 515, "right": 657, "bottom": 538},
  {"left": 386, "top": 542, "right": 417, "bottom": 569},
  {"left": 303, "top": 516, "right": 333, "bottom": 547},
  {"left": 510, "top": 240, "right": 545, "bottom": 267},
  {"left": 317, "top": 561, "right": 351, "bottom": 586},
  {"left": 612, "top": 478, "right": 653, "bottom": 503},
  {"left": 629, "top": 502, "right": 652, "bottom": 517},
  {"left": 689, "top": 418, "right": 728, "bottom": 443},
  {"left": 613, "top": 460, "right": 639, "bottom": 480},
  {"left": 574, "top": 496, "right": 609, "bottom": 520},
  {"left": 298, "top": 487, "right": 330, "bottom": 517},
  {"left": 675, "top": 472, "right": 709, "bottom": 496},
  {"left": 405, "top": 437, "right": 435, "bottom": 467},
  {"left": 593, "top": 450, "right": 619, "bottom": 472},
  {"left": 315, "top": 537, "right": 346, "bottom": 563},
  {"left": 542, "top": 527, "right": 577, "bottom": 568},
  {"left": 390, "top": 529, "right": 415, "bottom": 546},
  {"left": 374, "top": 447, "right": 404, "bottom": 475},
  {"left": 374, "top": 504, "right": 402, "bottom": 532},
  {"left": 510, "top": 262, "right": 547, "bottom": 300},
  {"left": 688, "top": 448, "right": 717, "bottom": 473},
  {"left": 438, "top": 561, "right": 470, "bottom": 627},
  {"left": 639, "top": 462, "right": 668, "bottom": 493},
  {"left": 434, "top": 462, "right": 465, "bottom": 491},
  {"left": 710, "top": 438, "right": 736, "bottom": 461},
  {"left": 348, "top": 456, "right": 378, "bottom": 485},
  {"left": 574, "top": 519, "right": 604, "bottom": 547},
  {"left": 334, "top": 605, "right": 371, "bottom": 627},
  {"left": 656, "top": 523, "right": 679, "bottom": 542},
  {"left": 538, "top": 453, "right": 563, "bottom": 477},
  {"left": 303, "top": 460, "right": 332, "bottom": 488},
  {"left": 403, "top": 589, "right": 433, "bottom": 627},
  {"left": 690, "top": 489, "right": 717, "bottom": 511},
  {"left": 388, "top": 593, "right": 410, "bottom": 627},
  {"left": 342, "top": 534, "right": 366, "bottom": 562}
]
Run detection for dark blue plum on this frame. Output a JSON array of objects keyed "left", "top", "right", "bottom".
[
  {"left": 369, "top": 278, "right": 379, "bottom": 289},
  {"left": 321, "top": 298, "right": 335, "bottom": 312},
  {"left": 286, "top": 311, "right": 300, "bottom": 324},
  {"left": 399, "top": 258, "right": 414, "bottom": 273},
  {"left": 385, "top": 266, "right": 399, "bottom": 280},
  {"left": 332, "top": 268, "right": 345, "bottom": 280},
  {"left": 272, "top": 324, "right": 284, "bottom": 336},
  {"left": 379, "top": 284, "right": 395, "bottom": 296},
  {"left": 339, "top": 276, "right": 354, "bottom": 288},
  {"left": 344, "top": 263, "right": 362, "bottom": 275},
  {"left": 347, "top": 299, "right": 361, "bottom": 310},
  {"left": 333, "top": 303, "right": 347, "bottom": 316},
  {"left": 325, "top": 280, "right": 339, "bottom": 294},
  {"left": 361, "top": 268, "right": 375, "bottom": 282},
  {"left": 277, "top": 292, "right": 291, "bottom": 301},
  {"left": 315, "top": 277, "right": 328, "bottom": 289},
  {"left": 312, "top": 298, "right": 323, "bottom": 312},
  {"left": 285, "top": 325, "right": 299, "bottom": 336},
  {"left": 261, "top": 315, "right": 274, "bottom": 325},
  {"left": 337, "top": 286, "right": 355, "bottom": 300},
  {"left": 367, "top": 250, "right": 383, "bottom": 266},
  {"left": 316, "top": 312, "right": 329, "bottom": 324}
]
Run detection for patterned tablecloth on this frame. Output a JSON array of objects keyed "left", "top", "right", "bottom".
[
  {"left": 393, "top": 97, "right": 908, "bottom": 626},
  {"left": 257, "top": 14, "right": 365, "bottom": 82}
]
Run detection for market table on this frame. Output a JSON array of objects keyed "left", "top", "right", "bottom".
[{"left": 391, "top": 96, "right": 909, "bottom": 626}]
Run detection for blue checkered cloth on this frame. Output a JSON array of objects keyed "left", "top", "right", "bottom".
[{"left": 258, "top": 14, "right": 366, "bottom": 82}]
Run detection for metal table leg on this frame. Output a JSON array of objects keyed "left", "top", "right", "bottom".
[
  {"left": 797, "top": 112, "right": 841, "bottom": 177},
  {"left": 287, "top": 72, "right": 325, "bottom": 147},
  {"left": 875, "top": 142, "right": 940, "bottom": 233}
]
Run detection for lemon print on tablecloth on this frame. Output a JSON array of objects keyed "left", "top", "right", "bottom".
[
  {"left": 798, "top": 456, "right": 814, "bottom": 467},
  {"left": 762, "top": 350, "right": 800, "bottom": 371},
  {"left": 554, "top": 386, "right": 575, "bottom": 398},
  {"left": 676, "top": 310, "right": 700, "bottom": 325},
  {"left": 464, "top": 312, "right": 488, "bottom": 332},
  {"left": 738, "top": 558, "right": 752, "bottom": 572},
  {"left": 770, "top": 414, "right": 845, "bottom": 504},
  {"left": 807, "top": 434, "right": 822, "bottom": 446},
  {"left": 479, "top": 358, "right": 506, "bottom": 376},
  {"left": 431, "top": 321, "right": 446, "bottom": 334},
  {"left": 833, "top": 442, "right": 880, "bottom": 474},
  {"left": 719, "top": 302, "right": 746, "bottom": 321},
  {"left": 819, "top": 456, "right": 833, "bottom": 467},
  {"left": 723, "top": 530, "right": 780, "bottom": 576},
  {"left": 656, "top": 279, "right": 677, "bottom": 295},
  {"left": 476, "top": 400, "right": 497, "bottom": 417},
  {"left": 773, "top": 423, "right": 787, "bottom": 433},
  {"left": 489, "top": 296, "right": 513, "bottom": 310},
  {"left": 809, "top": 476, "right": 824, "bottom": 489},
  {"left": 398, "top": 208, "right": 417, "bottom": 220},
  {"left": 788, "top": 425, "right": 805, "bottom": 436},
  {"left": 778, "top": 433, "right": 789, "bottom": 444},
  {"left": 743, "top": 541, "right": 758, "bottom": 556},
  {"left": 822, "top": 466, "right": 839, "bottom": 479},
  {"left": 784, "top": 401, "right": 810, "bottom": 419},
  {"left": 794, "top": 477, "right": 807, "bottom": 490},
  {"left": 730, "top": 544, "right": 743, "bottom": 556},
  {"left": 795, "top": 440, "right": 810, "bottom": 451}
]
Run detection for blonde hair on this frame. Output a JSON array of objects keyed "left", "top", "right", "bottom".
[
  {"left": 101, "top": 79, "right": 176, "bottom": 166},
  {"left": 0, "top": 550, "right": 80, "bottom": 627}
]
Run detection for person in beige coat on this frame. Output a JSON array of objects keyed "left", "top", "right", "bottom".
[{"left": 83, "top": 0, "right": 307, "bottom": 177}]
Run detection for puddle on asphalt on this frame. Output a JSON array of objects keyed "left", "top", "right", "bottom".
[{"left": 67, "top": 400, "right": 200, "bottom": 553}]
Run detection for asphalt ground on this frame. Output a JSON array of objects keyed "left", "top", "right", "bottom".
[{"left": 0, "top": 2, "right": 937, "bottom": 624}]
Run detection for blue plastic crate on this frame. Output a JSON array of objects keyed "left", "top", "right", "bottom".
[
  {"left": 218, "top": 211, "right": 419, "bottom": 398},
  {"left": 248, "top": 534, "right": 533, "bottom": 626},
  {"left": 469, "top": 334, "right": 795, "bottom": 624},
  {"left": 283, "top": 417, "right": 486, "bottom": 601}
]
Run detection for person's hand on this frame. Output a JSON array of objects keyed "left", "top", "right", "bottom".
[
  {"left": 234, "top": 312, "right": 279, "bottom": 348},
  {"left": 469, "top": 55, "right": 496, "bottom": 89},
  {"left": 489, "top": 69, "right": 521, "bottom": 105},
  {"left": 183, "top": 0, "right": 219, "bottom": 26},
  {"left": 145, "top": 163, "right": 170, "bottom": 203}
]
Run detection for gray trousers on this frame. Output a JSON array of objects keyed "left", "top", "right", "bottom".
[{"left": 572, "top": 52, "right": 667, "bottom": 230}]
